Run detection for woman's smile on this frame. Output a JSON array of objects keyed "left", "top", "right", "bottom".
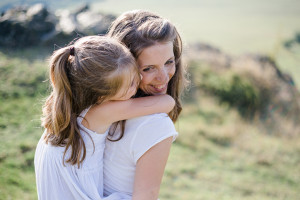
[
  {"left": 137, "top": 42, "right": 175, "bottom": 95},
  {"left": 151, "top": 83, "right": 168, "bottom": 93}
]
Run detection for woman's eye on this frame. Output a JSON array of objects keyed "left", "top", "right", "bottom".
[
  {"left": 166, "top": 60, "right": 174, "bottom": 65},
  {"left": 142, "top": 66, "right": 153, "bottom": 72}
]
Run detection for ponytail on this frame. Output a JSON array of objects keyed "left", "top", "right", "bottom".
[
  {"left": 50, "top": 47, "right": 72, "bottom": 132},
  {"left": 42, "top": 46, "right": 86, "bottom": 167}
]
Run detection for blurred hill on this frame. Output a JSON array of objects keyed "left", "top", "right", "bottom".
[{"left": 186, "top": 43, "right": 300, "bottom": 135}]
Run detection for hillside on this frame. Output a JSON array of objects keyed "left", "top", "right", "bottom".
[{"left": 1, "top": 43, "right": 300, "bottom": 200}]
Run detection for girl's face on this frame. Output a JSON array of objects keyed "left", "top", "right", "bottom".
[{"left": 137, "top": 42, "right": 176, "bottom": 95}]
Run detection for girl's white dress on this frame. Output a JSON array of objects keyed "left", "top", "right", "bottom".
[{"left": 34, "top": 108, "right": 130, "bottom": 200}]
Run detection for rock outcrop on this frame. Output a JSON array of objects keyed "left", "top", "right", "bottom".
[{"left": 0, "top": 4, "right": 115, "bottom": 47}]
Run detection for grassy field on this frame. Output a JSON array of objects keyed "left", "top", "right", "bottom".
[
  {"left": 162, "top": 100, "right": 300, "bottom": 200},
  {"left": 1, "top": 46, "right": 300, "bottom": 199},
  {"left": 0, "top": 49, "right": 48, "bottom": 200}
]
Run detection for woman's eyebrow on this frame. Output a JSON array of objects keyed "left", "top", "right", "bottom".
[
  {"left": 140, "top": 64, "right": 154, "bottom": 68},
  {"left": 165, "top": 56, "right": 175, "bottom": 62},
  {"left": 140, "top": 56, "right": 175, "bottom": 67}
]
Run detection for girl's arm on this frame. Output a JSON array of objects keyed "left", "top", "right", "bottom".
[
  {"left": 132, "top": 136, "right": 173, "bottom": 200},
  {"left": 92, "top": 94, "right": 175, "bottom": 124}
]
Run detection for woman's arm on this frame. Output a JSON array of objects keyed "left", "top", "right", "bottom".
[{"left": 132, "top": 136, "right": 173, "bottom": 200}]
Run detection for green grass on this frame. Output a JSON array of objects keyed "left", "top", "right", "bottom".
[
  {"left": 161, "top": 101, "right": 300, "bottom": 200},
  {"left": 0, "top": 49, "right": 49, "bottom": 200},
  {"left": 1, "top": 44, "right": 300, "bottom": 199},
  {"left": 0, "top": 97, "right": 43, "bottom": 200}
]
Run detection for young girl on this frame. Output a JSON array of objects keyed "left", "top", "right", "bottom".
[{"left": 34, "top": 36, "right": 175, "bottom": 200}]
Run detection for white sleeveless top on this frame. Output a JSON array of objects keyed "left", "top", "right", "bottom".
[
  {"left": 34, "top": 108, "right": 130, "bottom": 200},
  {"left": 103, "top": 113, "right": 178, "bottom": 197}
]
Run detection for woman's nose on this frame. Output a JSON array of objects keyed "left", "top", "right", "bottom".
[{"left": 156, "top": 68, "right": 168, "bottom": 82}]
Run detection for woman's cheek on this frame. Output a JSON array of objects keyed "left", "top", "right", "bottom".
[
  {"left": 138, "top": 77, "right": 148, "bottom": 92},
  {"left": 139, "top": 74, "right": 155, "bottom": 94}
]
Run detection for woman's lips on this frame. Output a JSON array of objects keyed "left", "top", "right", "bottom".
[{"left": 151, "top": 83, "right": 168, "bottom": 93}]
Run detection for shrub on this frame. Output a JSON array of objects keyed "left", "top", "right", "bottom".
[{"left": 189, "top": 62, "right": 260, "bottom": 118}]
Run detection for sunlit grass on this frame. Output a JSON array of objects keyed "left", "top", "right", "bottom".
[
  {"left": 0, "top": 97, "right": 42, "bottom": 200},
  {"left": 161, "top": 97, "right": 300, "bottom": 200},
  {"left": 0, "top": 50, "right": 47, "bottom": 200}
]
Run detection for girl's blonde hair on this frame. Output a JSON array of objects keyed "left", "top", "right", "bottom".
[
  {"left": 42, "top": 36, "right": 138, "bottom": 167},
  {"left": 107, "top": 10, "right": 189, "bottom": 122}
]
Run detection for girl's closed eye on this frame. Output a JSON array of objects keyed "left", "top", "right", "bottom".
[
  {"left": 131, "top": 77, "right": 139, "bottom": 87},
  {"left": 131, "top": 80, "right": 136, "bottom": 87}
]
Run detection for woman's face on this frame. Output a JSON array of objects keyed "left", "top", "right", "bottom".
[{"left": 137, "top": 42, "right": 176, "bottom": 95}]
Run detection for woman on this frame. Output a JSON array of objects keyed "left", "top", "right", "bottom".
[{"left": 103, "top": 10, "right": 188, "bottom": 199}]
